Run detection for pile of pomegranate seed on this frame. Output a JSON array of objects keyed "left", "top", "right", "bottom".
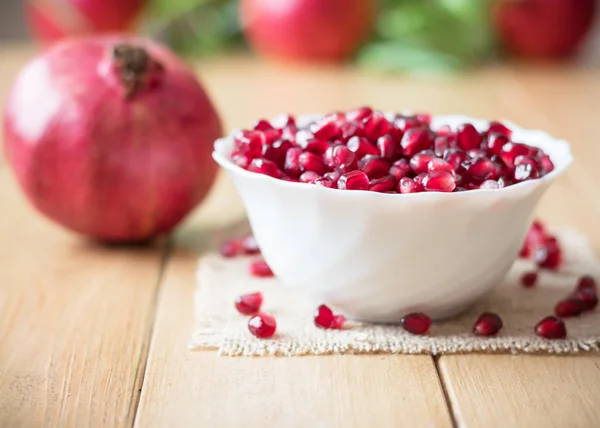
[
  {"left": 231, "top": 108, "right": 555, "bottom": 193},
  {"left": 400, "top": 313, "right": 431, "bottom": 335},
  {"left": 473, "top": 312, "right": 503, "bottom": 336},
  {"left": 235, "top": 291, "right": 263, "bottom": 315},
  {"left": 314, "top": 304, "right": 346, "bottom": 329},
  {"left": 518, "top": 219, "right": 563, "bottom": 270}
]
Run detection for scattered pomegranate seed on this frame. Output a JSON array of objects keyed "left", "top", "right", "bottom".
[
  {"left": 401, "top": 313, "right": 431, "bottom": 335},
  {"left": 235, "top": 292, "right": 264, "bottom": 315},
  {"left": 234, "top": 108, "right": 554, "bottom": 194},
  {"left": 573, "top": 289, "right": 598, "bottom": 311},
  {"left": 535, "top": 242, "right": 562, "bottom": 270},
  {"left": 554, "top": 298, "right": 586, "bottom": 318},
  {"left": 220, "top": 239, "right": 242, "bottom": 258},
  {"left": 472, "top": 312, "right": 503, "bottom": 336},
  {"left": 314, "top": 304, "right": 346, "bottom": 329},
  {"left": 338, "top": 170, "right": 369, "bottom": 191},
  {"left": 241, "top": 235, "right": 261, "bottom": 254},
  {"left": 248, "top": 313, "right": 277, "bottom": 338},
  {"left": 249, "top": 260, "right": 274, "bottom": 277},
  {"left": 534, "top": 316, "right": 567, "bottom": 339},
  {"left": 577, "top": 275, "right": 597, "bottom": 292},
  {"left": 521, "top": 271, "right": 538, "bottom": 288}
]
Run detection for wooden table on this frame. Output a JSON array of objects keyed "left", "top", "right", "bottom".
[{"left": 1, "top": 45, "right": 599, "bottom": 428}]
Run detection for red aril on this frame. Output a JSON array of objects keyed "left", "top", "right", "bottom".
[
  {"left": 422, "top": 171, "right": 456, "bottom": 193},
  {"left": 573, "top": 289, "right": 598, "bottom": 311},
  {"left": 500, "top": 142, "right": 530, "bottom": 169},
  {"left": 554, "top": 298, "right": 585, "bottom": 318},
  {"left": 299, "top": 171, "right": 320, "bottom": 183},
  {"left": 241, "top": 235, "right": 261, "bottom": 254},
  {"left": 443, "top": 148, "right": 467, "bottom": 171},
  {"left": 521, "top": 271, "right": 538, "bottom": 288},
  {"left": 358, "top": 155, "right": 390, "bottom": 179},
  {"left": 463, "top": 158, "right": 494, "bottom": 181},
  {"left": 456, "top": 124, "right": 481, "bottom": 151},
  {"left": 401, "top": 313, "right": 431, "bottom": 335},
  {"left": 535, "top": 242, "right": 562, "bottom": 270},
  {"left": 398, "top": 177, "right": 423, "bottom": 194},
  {"left": 487, "top": 122, "right": 512, "bottom": 138},
  {"left": 263, "top": 139, "right": 293, "bottom": 167},
  {"left": 314, "top": 177, "right": 336, "bottom": 188},
  {"left": 220, "top": 239, "right": 243, "bottom": 258},
  {"left": 338, "top": 170, "right": 369, "bottom": 190},
  {"left": 299, "top": 151, "right": 328, "bottom": 175},
  {"left": 534, "top": 316, "right": 566, "bottom": 339},
  {"left": 369, "top": 175, "right": 397, "bottom": 193},
  {"left": 249, "top": 158, "right": 280, "bottom": 177},
  {"left": 472, "top": 312, "right": 503, "bottom": 336},
  {"left": 3, "top": 36, "right": 222, "bottom": 242},
  {"left": 410, "top": 150, "right": 436, "bottom": 175},
  {"left": 363, "top": 111, "right": 391, "bottom": 141},
  {"left": 240, "top": 0, "right": 374, "bottom": 62},
  {"left": 248, "top": 313, "right": 277, "bottom": 338},
  {"left": 577, "top": 275, "right": 597, "bottom": 293},
  {"left": 377, "top": 134, "right": 398, "bottom": 159},
  {"left": 347, "top": 136, "right": 378, "bottom": 159},
  {"left": 486, "top": 133, "right": 510, "bottom": 155},
  {"left": 427, "top": 158, "right": 455, "bottom": 178},
  {"left": 284, "top": 147, "right": 303, "bottom": 178},
  {"left": 401, "top": 128, "right": 431, "bottom": 157},
  {"left": 235, "top": 292, "right": 264, "bottom": 315},
  {"left": 330, "top": 145, "right": 357, "bottom": 173},
  {"left": 479, "top": 180, "right": 499, "bottom": 189},
  {"left": 346, "top": 106, "right": 373, "bottom": 122},
  {"left": 249, "top": 260, "right": 274, "bottom": 277},
  {"left": 314, "top": 304, "right": 346, "bottom": 329},
  {"left": 389, "top": 159, "right": 412, "bottom": 181}
]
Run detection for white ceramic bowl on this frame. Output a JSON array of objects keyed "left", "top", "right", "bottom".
[{"left": 213, "top": 114, "right": 572, "bottom": 322}]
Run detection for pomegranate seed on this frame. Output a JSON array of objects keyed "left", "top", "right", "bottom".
[
  {"left": 249, "top": 158, "right": 280, "bottom": 178},
  {"left": 573, "top": 289, "right": 598, "bottom": 310},
  {"left": 534, "top": 316, "right": 566, "bottom": 339},
  {"left": 414, "top": 173, "right": 427, "bottom": 185},
  {"left": 232, "top": 154, "right": 250, "bottom": 169},
  {"left": 299, "top": 152, "right": 328, "bottom": 175},
  {"left": 401, "top": 128, "right": 431, "bottom": 157},
  {"left": 540, "top": 154, "right": 555, "bottom": 174},
  {"left": 401, "top": 313, "right": 431, "bottom": 335},
  {"left": 284, "top": 147, "right": 303, "bottom": 178},
  {"left": 395, "top": 115, "right": 423, "bottom": 132},
  {"left": 399, "top": 177, "right": 423, "bottom": 194},
  {"left": 443, "top": 148, "right": 467, "bottom": 171},
  {"left": 281, "top": 124, "right": 297, "bottom": 141},
  {"left": 241, "top": 235, "right": 260, "bottom": 254},
  {"left": 427, "top": 158, "right": 455, "bottom": 178},
  {"left": 486, "top": 133, "right": 509, "bottom": 155},
  {"left": 456, "top": 124, "right": 481, "bottom": 151},
  {"left": 389, "top": 159, "right": 412, "bottom": 181},
  {"left": 472, "top": 312, "right": 503, "bottom": 336},
  {"left": 338, "top": 170, "right": 369, "bottom": 191},
  {"left": 519, "top": 242, "right": 530, "bottom": 258},
  {"left": 479, "top": 180, "right": 499, "bottom": 189},
  {"left": 363, "top": 111, "right": 391, "bottom": 141},
  {"left": 262, "top": 139, "right": 293, "bottom": 167},
  {"left": 369, "top": 175, "right": 397, "bottom": 193},
  {"left": 248, "top": 313, "right": 277, "bottom": 338},
  {"left": 236, "top": 131, "right": 264, "bottom": 158},
  {"left": 312, "top": 120, "right": 340, "bottom": 142},
  {"left": 235, "top": 291, "right": 263, "bottom": 315},
  {"left": 577, "top": 275, "right": 597, "bottom": 292},
  {"left": 299, "top": 171, "right": 320, "bottom": 183},
  {"left": 500, "top": 142, "right": 530, "bottom": 169},
  {"left": 423, "top": 171, "right": 456, "bottom": 192},
  {"left": 314, "top": 304, "right": 346, "bottom": 329},
  {"left": 377, "top": 134, "right": 398, "bottom": 159},
  {"left": 436, "top": 125, "right": 452, "bottom": 136},
  {"left": 340, "top": 121, "right": 364, "bottom": 142},
  {"left": 220, "top": 239, "right": 242, "bottom": 258},
  {"left": 254, "top": 119, "right": 274, "bottom": 131},
  {"left": 463, "top": 157, "right": 494, "bottom": 181},
  {"left": 346, "top": 106, "right": 373, "bottom": 122},
  {"left": 331, "top": 145, "right": 357, "bottom": 173},
  {"left": 554, "top": 298, "right": 585, "bottom": 318},
  {"left": 415, "top": 113, "right": 432, "bottom": 125},
  {"left": 467, "top": 149, "right": 487, "bottom": 159},
  {"left": 281, "top": 114, "right": 296, "bottom": 127},
  {"left": 535, "top": 242, "right": 562, "bottom": 270},
  {"left": 521, "top": 271, "right": 538, "bottom": 287},
  {"left": 301, "top": 139, "right": 329, "bottom": 155},
  {"left": 487, "top": 121, "right": 512, "bottom": 138},
  {"left": 324, "top": 170, "right": 341, "bottom": 183},
  {"left": 433, "top": 136, "right": 450, "bottom": 157},
  {"left": 410, "top": 150, "right": 436, "bottom": 175},
  {"left": 314, "top": 177, "right": 335, "bottom": 188},
  {"left": 358, "top": 155, "right": 391, "bottom": 179},
  {"left": 249, "top": 260, "right": 274, "bottom": 277},
  {"left": 347, "top": 136, "right": 378, "bottom": 159}
]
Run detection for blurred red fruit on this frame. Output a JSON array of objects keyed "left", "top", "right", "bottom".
[
  {"left": 494, "top": 0, "right": 597, "bottom": 59},
  {"left": 239, "top": 0, "right": 374, "bottom": 62},
  {"left": 26, "top": 0, "right": 146, "bottom": 44}
]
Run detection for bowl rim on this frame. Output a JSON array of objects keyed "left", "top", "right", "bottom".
[{"left": 212, "top": 112, "right": 573, "bottom": 200}]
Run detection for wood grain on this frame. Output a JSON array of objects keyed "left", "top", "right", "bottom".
[
  {"left": 134, "top": 248, "right": 453, "bottom": 428},
  {"left": 0, "top": 170, "right": 166, "bottom": 427},
  {"left": 438, "top": 355, "right": 600, "bottom": 428}
]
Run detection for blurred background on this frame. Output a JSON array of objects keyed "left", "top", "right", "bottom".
[{"left": 1, "top": 0, "right": 599, "bottom": 72}]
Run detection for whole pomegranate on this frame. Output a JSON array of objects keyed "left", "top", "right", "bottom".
[
  {"left": 26, "top": 0, "right": 146, "bottom": 43},
  {"left": 3, "top": 37, "right": 222, "bottom": 242},
  {"left": 239, "top": 0, "right": 374, "bottom": 62},
  {"left": 494, "top": 0, "right": 597, "bottom": 59}
]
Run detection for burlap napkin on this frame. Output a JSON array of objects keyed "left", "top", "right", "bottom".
[{"left": 190, "top": 229, "right": 600, "bottom": 356}]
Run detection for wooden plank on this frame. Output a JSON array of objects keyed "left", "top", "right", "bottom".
[
  {"left": 0, "top": 169, "right": 166, "bottom": 426},
  {"left": 438, "top": 355, "right": 600, "bottom": 428},
  {"left": 134, "top": 246, "right": 453, "bottom": 428}
]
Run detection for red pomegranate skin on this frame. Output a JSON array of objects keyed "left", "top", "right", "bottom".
[
  {"left": 494, "top": 0, "right": 597, "bottom": 59},
  {"left": 3, "top": 36, "right": 222, "bottom": 242},
  {"left": 26, "top": 0, "right": 146, "bottom": 43},
  {"left": 240, "top": 0, "right": 374, "bottom": 62}
]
